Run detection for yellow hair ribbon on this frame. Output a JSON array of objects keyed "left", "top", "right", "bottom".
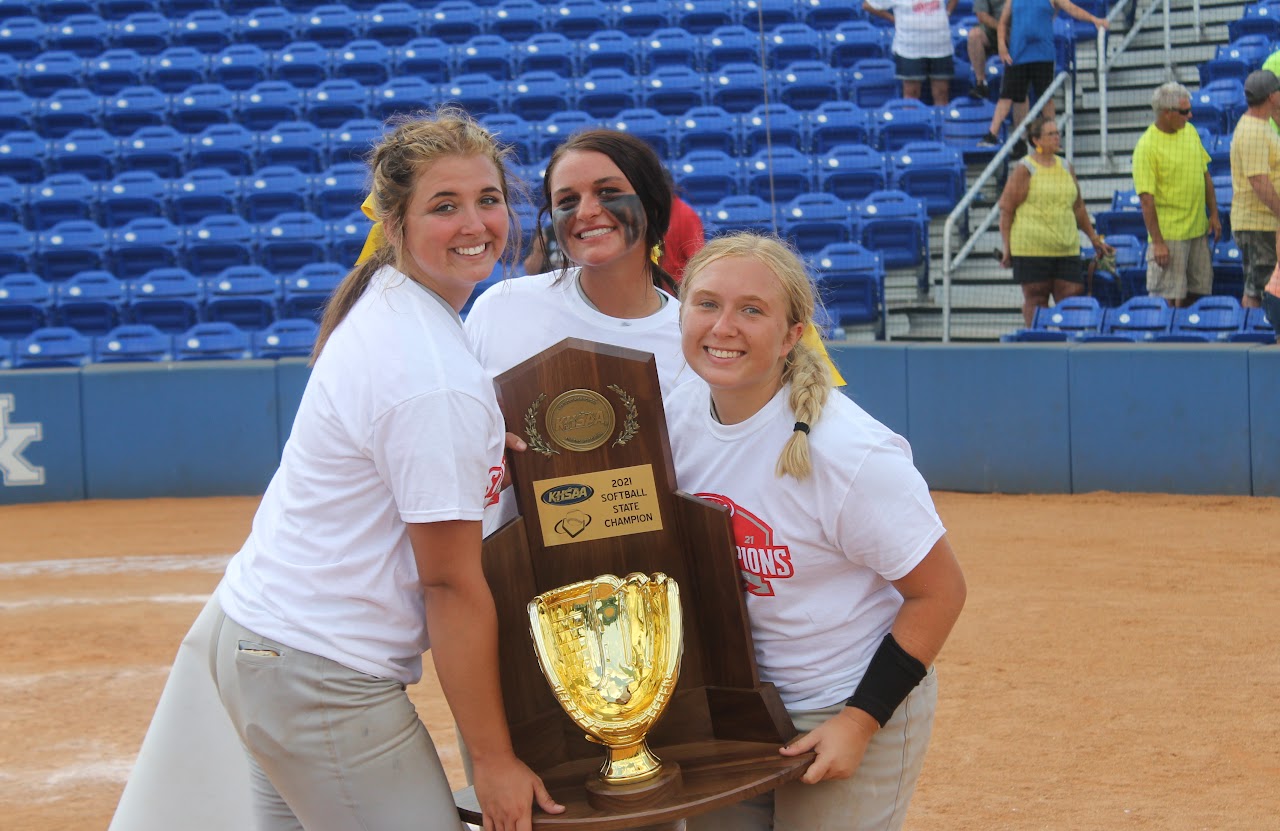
[
  {"left": 802, "top": 322, "right": 846, "bottom": 387},
  {"left": 355, "top": 192, "right": 384, "bottom": 265},
  {"left": 651, "top": 244, "right": 662, "bottom": 264}
]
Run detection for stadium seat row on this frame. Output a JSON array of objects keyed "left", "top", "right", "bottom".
[{"left": 1002, "top": 296, "right": 1276, "bottom": 344}]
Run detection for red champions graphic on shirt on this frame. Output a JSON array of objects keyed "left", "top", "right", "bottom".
[
  {"left": 484, "top": 464, "right": 504, "bottom": 508},
  {"left": 695, "top": 493, "right": 793, "bottom": 597}
]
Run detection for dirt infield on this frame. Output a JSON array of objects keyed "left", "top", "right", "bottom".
[{"left": 2, "top": 492, "right": 1277, "bottom": 830}]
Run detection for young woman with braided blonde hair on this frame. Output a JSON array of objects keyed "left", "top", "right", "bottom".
[{"left": 668, "top": 233, "right": 967, "bottom": 831}]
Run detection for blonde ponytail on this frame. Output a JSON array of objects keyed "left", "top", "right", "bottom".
[{"left": 776, "top": 339, "right": 832, "bottom": 479}]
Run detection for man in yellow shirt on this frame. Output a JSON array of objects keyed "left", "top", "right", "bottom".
[
  {"left": 1230, "top": 70, "right": 1280, "bottom": 310},
  {"left": 1132, "top": 82, "right": 1222, "bottom": 307}
]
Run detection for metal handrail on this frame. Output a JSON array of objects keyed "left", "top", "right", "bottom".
[
  {"left": 940, "top": 71, "right": 1074, "bottom": 342},
  {"left": 1098, "top": 0, "right": 1173, "bottom": 164}
]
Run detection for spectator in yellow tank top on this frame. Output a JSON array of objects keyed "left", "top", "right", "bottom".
[{"left": 998, "top": 116, "right": 1112, "bottom": 326}]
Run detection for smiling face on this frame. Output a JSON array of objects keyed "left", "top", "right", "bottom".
[
  {"left": 548, "top": 149, "right": 648, "bottom": 270},
  {"left": 397, "top": 153, "right": 508, "bottom": 311},
  {"left": 681, "top": 256, "right": 804, "bottom": 424}
]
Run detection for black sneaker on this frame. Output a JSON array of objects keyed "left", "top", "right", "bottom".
[
  {"left": 977, "top": 131, "right": 1000, "bottom": 147},
  {"left": 973, "top": 81, "right": 989, "bottom": 99}
]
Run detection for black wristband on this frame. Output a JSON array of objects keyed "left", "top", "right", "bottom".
[{"left": 846, "top": 633, "right": 927, "bottom": 727}]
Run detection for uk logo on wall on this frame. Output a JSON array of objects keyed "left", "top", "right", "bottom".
[{"left": 0, "top": 394, "right": 45, "bottom": 487}]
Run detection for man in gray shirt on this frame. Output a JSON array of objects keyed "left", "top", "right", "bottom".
[{"left": 968, "top": 0, "right": 1006, "bottom": 98}]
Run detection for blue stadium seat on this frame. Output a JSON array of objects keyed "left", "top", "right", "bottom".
[
  {"left": 455, "top": 34, "right": 517, "bottom": 79},
  {"left": 13, "top": 325, "right": 92, "bottom": 366},
  {"left": 331, "top": 38, "right": 391, "bottom": 86},
  {"left": 704, "top": 25, "right": 758, "bottom": 71},
  {"left": 672, "top": 0, "right": 735, "bottom": 35},
  {"left": 610, "top": 107, "right": 672, "bottom": 158},
  {"left": 0, "top": 0, "right": 35, "bottom": 20},
  {"left": 641, "top": 27, "right": 701, "bottom": 72},
  {"left": 370, "top": 76, "right": 437, "bottom": 122},
  {"left": 576, "top": 67, "right": 640, "bottom": 118},
  {"left": 427, "top": 0, "right": 487, "bottom": 44},
  {"left": 259, "top": 211, "right": 328, "bottom": 273},
  {"left": 1094, "top": 232, "right": 1146, "bottom": 302},
  {"left": 1026, "top": 296, "right": 1103, "bottom": 338},
  {"left": 1199, "top": 43, "right": 1254, "bottom": 87},
  {"left": 1167, "top": 295, "right": 1245, "bottom": 341},
  {"left": 146, "top": 46, "right": 206, "bottom": 93},
  {"left": 845, "top": 57, "right": 898, "bottom": 109},
  {"left": 853, "top": 189, "right": 928, "bottom": 271},
  {"left": 613, "top": 0, "right": 669, "bottom": 38},
  {"left": 816, "top": 142, "right": 886, "bottom": 200},
  {"left": 204, "top": 263, "right": 278, "bottom": 330},
  {"left": 187, "top": 123, "right": 255, "bottom": 175},
  {"left": 116, "top": 124, "right": 184, "bottom": 177},
  {"left": 802, "top": 0, "right": 861, "bottom": 28},
  {"left": 779, "top": 59, "right": 842, "bottom": 110},
  {"left": 93, "top": 322, "right": 174, "bottom": 361},
  {"left": 110, "top": 12, "right": 171, "bottom": 56},
  {"left": 1228, "top": 3, "right": 1280, "bottom": 41},
  {"left": 873, "top": 98, "right": 939, "bottom": 151},
  {"left": 271, "top": 41, "right": 330, "bottom": 89},
  {"left": 826, "top": 20, "right": 888, "bottom": 68},
  {"left": 127, "top": 265, "right": 202, "bottom": 331},
  {"left": 21, "top": 49, "right": 84, "bottom": 96},
  {"left": 0, "top": 130, "right": 48, "bottom": 183},
  {"left": 174, "top": 320, "right": 252, "bottom": 360},
  {"left": 1229, "top": 306, "right": 1276, "bottom": 343},
  {"left": 101, "top": 84, "right": 167, "bottom": 136},
  {"left": 1191, "top": 79, "right": 1246, "bottom": 135},
  {"left": 549, "top": 0, "right": 612, "bottom": 40},
  {"left": 1110, "top": 188, "right": 1141, "bottom": 212},
  {"left": 364, "top": 2, "right": 422, "bottom": 46},
  {"left": 766, "top": 22, "right": 823, "bottom": 68},
  {"left": 808, "top": 101, "right": 874, "bottom": 153},
  {"left": 580, "top": 29, "right": 636, "bottom": 74},
  {"left": 709, "top": 62, "right": 772, "bottom": 113},
  {"left": 1212, "top": 173, "right": 1232, "bottom": 212},
  {"left": 739, "top": 103, "right": 805, "bottom": 155},
  {"left": 517, "top": 32, "right": 577, "bottom": 77},
  {"left": 743, "top": 0, "right": 801, "bottom": 28},
  {"left": 28, "top": 172, "right": 96, "bottom": 230},
  {"left": 393, "top": 37, "right": 452, "bottom": 83},
  {"left": 49, "top": 128, "right": 117, "bottom": 180},
  {"left": 1199, "top": 127, "right": 1230, "bottom": 177},
  {"left": 743, "top": 146, "right": 813, "bottom": 202},
  {"left": 534, "top": 109, "right": 598, "bottom": 157},
  {"left": 1099, "top": 296, "right": 1170, "bottom": 340},
  {"left": 99, "top": 0, "right": 154, "bottom": 21},
  {"left": 222, "top": 0, "right": 266, "bottom": 15},
  {"left": 507, "top": 70, "right": 566, "bottom": 121},
  {"left": 47, "top": 13, "right": 111, "bottom": 57},
  {"left": 34, "top": 87, "right": 103, "bottom": 139},
  {"left": 109, "top": 215, "right": 182, "bottom": 279},
  {"left": 644, "top": 65, "right": 707, "bottom": 115},
  {"left": 889, "top": 140, "right": 964, "bottom": 217},
  {"left": 161, "top": 0, "right": 212, "bottom": 18},
  {"left": 326, "top": 118, "right": 383, "bottom": 165},
  {"left": 0, "top": 54, "right": 19, "bottom": 93},
  {"left": 36, "top": 218, "right": 109, "bottom": 280},
  {"left": 168, "top": 166, "right": 237, "bottom": 224},
  {"left": 170, "top": 82, "right": 237, "bottom": 133},
  {"left": 479, "top": 112, "right": 538, "bottom": 163},
  {"left": 938, "top": 95, "right": 999, "bottom": 162},
  {"left": 326, "top": 208, "right": 371, "bottom": 265},
  {"left": 172, "top": 10, "right": 235, "bottom": 54},
  {"left": 0, "top": 90, "right": 36, "bottom": 133},
  {"left": 311, "top": 160, "right": 366, "bottom": 220},
  {"left": 0, "top": 223, "right": 37, "bottom": 276},
  {"left": 183, "top": 214, "right": 254, "bottom": 275},
  {"left": 674, "top": 105, "right": 739, "bottom": 156},
  {"left": 811, "top": 242, "right": 885, "bottom": 330},
  {"left": 303, "top": 78, "right": 370, "bottom": 128},
  {"left": 444, "top": 74, "right": 511, "bottom": 121},
  {"left": 704, "top": 194, "right": 775, "bottom": 236},
  {"left": 672, "top": 149, "right": 741, "bottom": 203},
  {"left": 1208, "top": 35, "right": 1273, "bottom": 80},
  {"left": 780, "top": 192, "right": 852, "bottom": 255},
  {"left": 98, "top": 169, "right": 166, "bottom": 226},
  {"left": 1093, "top": 208, "right": 1148, "bottom": 241},
  {"left": 280, "top": 261, "right": 343, "bottom": 320},
  {"left": 0, "top": 271, "right": 52, "bottom": 336},
  {"left": 0, "top": 176, "right": 23, "bottom": 225},
  {"left": 237, "top": 6, "right": 298, "bottom": 52},
  {"left": 54, "top": 268, "right": 124, "bottom": 334},
  {"left": 252, "top": 316, "right": 318, "bottom": 357},
  {"left": 236, "top": 80, "right": 304, "bottom": 131},
  {"left": 86, "top": 48, "right": 147, "bottom": 94},
  {"left": 240, "top": 164, "right": 309, "bottom": 221},
  {"left": 209, "top": 43, "right": 269, "bottom": 91},
  {"left": 1210, "top": 239, "right": 1243, "bottom": 298},
  {"left": 0, "top": 17, "right": 47, "bottom": 61},
  {"left": 298, "top": 4, "right": 364, "bottom": 49},
  {"left": 255, "top": 120, "right": 325, "bottom": 174}
]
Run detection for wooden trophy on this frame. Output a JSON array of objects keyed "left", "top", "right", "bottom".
[{"left": 453, "top": 338, "right": 811, "bottom": 830}]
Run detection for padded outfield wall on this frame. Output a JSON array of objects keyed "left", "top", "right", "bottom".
[{"left": 1, "top": 344, "right": 1277, "bottom": 505}]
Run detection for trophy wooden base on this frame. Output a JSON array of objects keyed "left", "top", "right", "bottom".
[
  {"left": 454, "top": 740, "right": 812, "bottom": 830},
  {"left": 584, "top": 762, "right": 682, "bottom": 813}
]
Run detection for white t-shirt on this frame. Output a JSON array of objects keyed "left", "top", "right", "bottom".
[
  {"left": 866, "top": 0, "right": 954, "bottom": 60},
  {"left": 219, "top": 266, "right": 506, "bottom": 685},
  {"left": 665, "top": 381, "right": 945, "bottom": 710}
]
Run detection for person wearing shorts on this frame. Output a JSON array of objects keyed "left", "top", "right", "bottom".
[
  {"left": 1134, "top": 82, "right": 1222, "bottom": 307},
  {"left": 863, "top": 0, "right": 957, "bottom": 105},
  {"left": 1229, "top": 70, "right": 1280, "bottom": 309},
  {"left": 968, "top": 0, "right": 1007, "bottom": 98},
  {"left": 979, "top": 0, "right": 1108, "bottom": 147}
]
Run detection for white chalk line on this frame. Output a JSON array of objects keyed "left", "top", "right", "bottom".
[
  {"left": 0, "top": 593, "right": 210, "bottom": 611},
  {"left": 0, "top": 554, "right": 232, "bottom": 578}
]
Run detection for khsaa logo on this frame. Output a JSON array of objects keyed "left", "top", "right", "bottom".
[{"left": 542, "top": 483, "right": 594, "bottom": 505}]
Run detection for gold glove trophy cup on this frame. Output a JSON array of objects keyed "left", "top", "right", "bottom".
[{"left": 453, "top": 339, "right": 811, "bottom": 830}]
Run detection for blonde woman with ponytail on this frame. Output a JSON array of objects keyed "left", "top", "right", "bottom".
[
  {"left": 113, "top": 109, "right": 562, "bottom": 831},
  {"left": 669, "top": 233, "right": 967, "bottom": 831}
]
